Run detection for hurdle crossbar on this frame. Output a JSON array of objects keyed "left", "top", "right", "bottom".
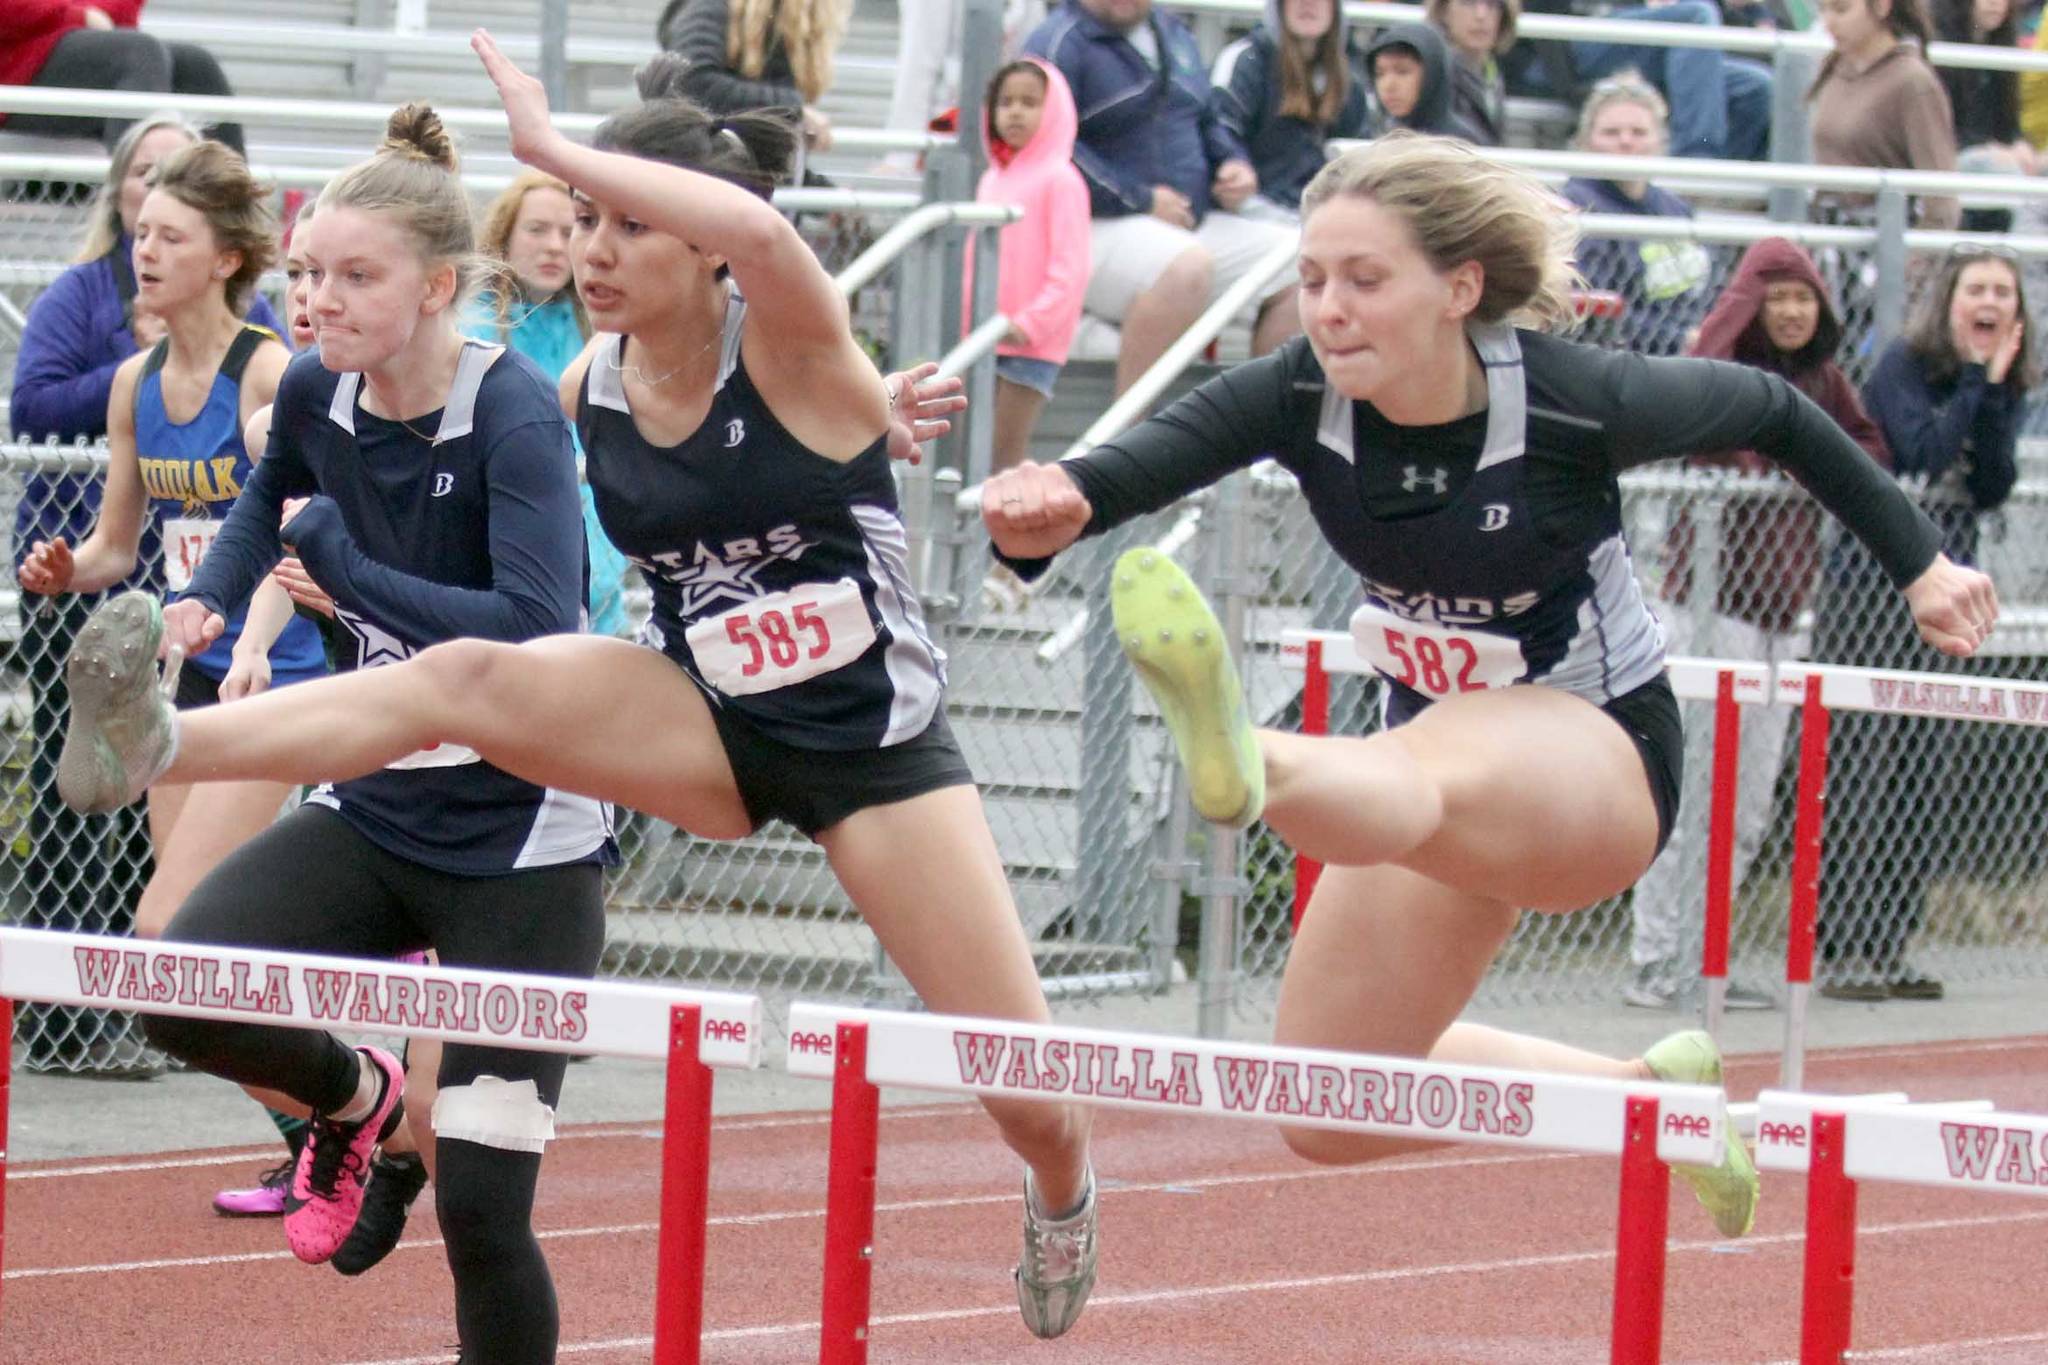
[
  {"left": 1755, "top": 1089, "right": 2042, "bottom": 1363},
  {"left": 0, "top": 928, "right": 762, "bottom": 1365},
  {"left": 788, "top": 1000, "right": 1731, "bottom": 1364}
]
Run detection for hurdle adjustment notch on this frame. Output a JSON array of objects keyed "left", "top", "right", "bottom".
[{"left": 1800, "top": 1111, "right": 1857, "bottom": 1364}]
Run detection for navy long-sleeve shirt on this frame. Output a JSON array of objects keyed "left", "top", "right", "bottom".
[{"left": 1859, "top": 336, "right": 2021, "bottom": 566}]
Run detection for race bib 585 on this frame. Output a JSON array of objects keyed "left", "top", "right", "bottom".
[{"left": 685, "top": 579, "right": 876, "bottom": 697}]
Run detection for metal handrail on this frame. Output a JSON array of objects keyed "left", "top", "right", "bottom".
[
  {"left": 938, "top": 313, "right": 1014, "bottom": 380},
  {"left": 139, "top": 16, "right": 655, "bottom": 68},
  {"left": 1179, "top": 0, "right": 2048, "bottom": 72},
  {"left": 0, "top": 87, "right": 949, "bottom": 155},
  {"left": 1329, "top": 142, "right": 2048, "bottom": 204},
  {"left": 833, "top": 203, "right": 1018, "bottom": 298},
  {"left": 1573, "top": 216, "right": 2048, "bottom": 256}
]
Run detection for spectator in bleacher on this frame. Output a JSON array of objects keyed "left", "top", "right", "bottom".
[
  {"left": 1933, "top": 0, "right": 2041, "bottom": 234},
  {"left": 1209, "top": 0, "right": 1374, "bottom": 220},
  {"left": 1516, "top": 0, "right": 1773, "bottom": 160},
  {"left": 1625, "top": 236, "right": 1888, "bottom": 1011},
  {"left": 1809, "top": 0, "right": 1960, "bottom": 227},
  {"left": 2022, "top": 16, "right": 2048, "bottom": 151},
  {"left": 658, "top": 0, "right": 850, "bottom": 155},
  {"left": 1428, "top": 0, "right": 1517, "bottom": 146},
  {"left": 884, "top": 0, "right": 1047, "bottom": 172},
  {"left": 464, "top": 172, "right": 632, "bottom": 640},
  {"left": 970, "top": 58, "right": 1090, "bottom": 612},
  {"left": 1814, "top": 245, "right": 2032, "bottom": 1001},
  {"left": 7, "top": 113, "right": 281, "bottom": 1079},
  {"left": 0, "top": 1, "right": 244, "bottom": 154},
  {"left": 1562, "top": 77, "right": 1715, "bottom": 356},
  {"left": 1023, "top": 0, "right": 1301, "bottom": 400},
  {"left": 1365, "top": 23, "right": 1486, "bottom": 140}
]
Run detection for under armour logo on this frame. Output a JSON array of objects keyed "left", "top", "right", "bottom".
[
  {"left": 724, "top": 419, "right": 745, "bottom": 448},
  {"left": 1481, "top": 503, "right": 1511, "bottom": 532},
  {"left": 1400, "top": 465, "right": 1448, "bottom": 495},
  {"left": 432, "top": 473, "right": 455, "bottom": 498}
]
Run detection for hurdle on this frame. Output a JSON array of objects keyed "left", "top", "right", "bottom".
[
  {"left": 1754, "top": 1088, "right": 2015, "bottom": 1363},
  {"left": 785, "top": 1000, "right": 1734, "bottom": 1364},
  {"left": 1279, "top": 631, "right": 1772, "bottom": 1037},
  {"left": 0, "top": 927, "right": 763, "bottom": 1364}
]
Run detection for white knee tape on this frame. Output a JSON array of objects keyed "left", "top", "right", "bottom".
[{"left": 430, "top": 1076, "right": 557, "bottom": 1154}]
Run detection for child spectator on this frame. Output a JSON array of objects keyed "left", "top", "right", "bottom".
[
  {"left": 1809, "top": 0, "right": 1960, "bottom": 227},
  {"left": 1625, "top": 237, "right": 1888, "bottom": 1010},
  {"left": 967, "top": 59, "right": 1091, "bottom": 611},
  {"left": 1427, "top": 0, "right": 1516, "bottom": 146},
  {"left": 1364, "top": 23, "right": 1483, "bottom": 140},
  {"left": 1562, "top": 77, "right": 1715, "bottom": 357},
  {"left": 1210, "top": 0, "right": 1374, "bottom": 218}
]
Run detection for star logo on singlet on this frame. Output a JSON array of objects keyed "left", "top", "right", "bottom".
[
  {"left": 640, "top": 528, "right": 820, "bottom": 619},
  {"left": 335, "top": 606, "right": 417, "bottom": 670},
  {"left": 668, "top": 552, "right": 769, "bottom": 617}
]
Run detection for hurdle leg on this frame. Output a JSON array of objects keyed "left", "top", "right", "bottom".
[
  {"left": 1700, "top": 672, "right": 1740, "bottom": 1042},
  {"left": 653, "top": 1004, "right": 713, "bottom": 1365},
  {"left": 1799, "top": 1111, "right": 1857, "bottom": 1365},
  {"left": 820, "top": 1022, "right": 880, "bottom": 1365},
  {"left": 1293, "top": 639, "right": 1328, "bottom": 931},
  {"left": 1610, "top": 1096, "right": 1671, "bottom": 1365},
  {"left": 1782, "top": 677, "right": 1830, "bottom": 1091}
]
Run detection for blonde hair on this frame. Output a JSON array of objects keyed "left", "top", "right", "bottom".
[
  {"left": 75, "top": 112, "right": 202, "bottom": 263},
  {"left": 476, "top": 169, "right": 590, "bottom": 339},
  {"left": 316, "top": 103, "right": 489, "bottom": 304},
  {"left": 726, "top": 0, "right": 851, "bottom": 103},
  {"left": 1572, "top": 73, "right": 1669, "bottom": 151},
  {"left": 146, "top": 140, "right": 279, "bottom": 315},
  {"left": 1302, "top": 132, "right": 1582, "bottom": 330}
]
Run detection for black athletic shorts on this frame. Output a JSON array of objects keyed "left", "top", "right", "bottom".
[
  {"left": 707, "top": 703, "right": 975, "bottom": 838},
  {"left": 173, "top": 663, "right": 221, "bottom": 709},
  {"left": 1384, "top": 673, "right": 1683, "bottom": 854}
]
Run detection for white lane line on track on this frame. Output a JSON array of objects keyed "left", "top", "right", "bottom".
[
  {"left": 3, "top": 1147, "right": 1584, "bottom": 1280},
  {"left": 334, "top": 1207, "right": 2048, "bottom": 1365},
  {"left": 6, "top": 1103, "right": 982, "bottom": 1181},
  {"left": 1764, "top": 1328, "right": 2048, "bottom": 1362}
]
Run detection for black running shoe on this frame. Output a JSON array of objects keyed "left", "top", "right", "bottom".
[{"left": 331, "top": 1150, "right": 429, "bottom": 1276}]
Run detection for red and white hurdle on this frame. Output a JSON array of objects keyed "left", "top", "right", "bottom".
[
  {"left": 1281, "top": 632, "right": 2048, "bottom": 1090},
  {"left": 786, "top": 1000, "right": 1734, "bottom": 1364},
  {"left": 0, "top": 927, "right": 763, "bottom": 1365},
  {"left": 1755, "top": 1088, "right": 2017, "bottom": 1362}
]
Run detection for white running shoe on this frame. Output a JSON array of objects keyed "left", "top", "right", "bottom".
[{"left": 1014, "top": 1167, "right": 1099, "bottom": 1339}]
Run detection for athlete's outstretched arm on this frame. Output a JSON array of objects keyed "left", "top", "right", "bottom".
[
  {"left": 984, "top": 345, "right": 1301, "bottom": 568},
  {"left": 1598, "top": 349, "right": 1996, "bottom": 655},
  {"left": 472, "top": 29, "right": 847, "bottom": 360}
]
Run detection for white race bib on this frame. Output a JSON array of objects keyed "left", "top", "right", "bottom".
[
  {"left": 163, "top": 516, "right": 219, "bottom": 595},
  {"left": 685, "top": 579, "right": 876, "bottom": 697},
  {"left": 1349, "top": 601, "right": 1526, "bottom": 699}
]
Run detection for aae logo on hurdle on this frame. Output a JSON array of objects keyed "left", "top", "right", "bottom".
[
  {"left": 785, "top": 1003, "right": 1726, "bottom": 1163},
  {"left": 0, "top": 926, "right": 762, "bottom": 1067},
  {"left": 1754, "top": 1090, "right": 2048, "bottom": 1193}
]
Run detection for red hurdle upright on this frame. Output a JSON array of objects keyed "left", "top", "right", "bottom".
[
  {"left": 653, "top": 1002, "right": 716, "bottom": 1365},
  {"left": 819, "top": 1021, "right": 881, "bottom": 1365},
  {"left": 1781, "top": 674, "right": 1831, "bottom": 1091},
  {"left": 1295, "top": 636, "right": 1329, "bottom": 928}
]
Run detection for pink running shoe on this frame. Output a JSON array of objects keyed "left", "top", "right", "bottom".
[
  {"left": 284, "top": 1047, "right": 405, "bottom": 1264},
  {"left": 213, "top": 1158, "right": 294, "bottom": 1217}
]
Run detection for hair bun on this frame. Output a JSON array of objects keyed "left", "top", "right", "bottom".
[
  {"left": 382, "top": 101, "right": 459, "bottom": 172},
  {"left": 634, "top": 53, "right": 694, "bottom": 103}
]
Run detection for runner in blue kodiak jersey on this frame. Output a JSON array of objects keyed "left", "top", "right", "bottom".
[
  {"left": 56, "top": 34, "right": 1101, "bottom": 1349},
  {"left": 54, "top": 106, "right": 615, "bottom": 1364},
  {"left": 982, "top": 133, "right": 2000, "bottom": 1246}
]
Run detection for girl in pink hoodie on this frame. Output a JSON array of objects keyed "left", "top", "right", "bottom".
[{"left": 973, "top": 57, "right": 1090, "bottom": 609}]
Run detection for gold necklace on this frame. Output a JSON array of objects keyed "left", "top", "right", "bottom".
[
  {"left": 607, "top": 326, "right": 721, "bottom": 388},
  {"left": 391, "top": 412, "right": 439, "bottom": 443}
]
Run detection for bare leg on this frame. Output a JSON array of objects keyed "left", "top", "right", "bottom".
[
  {"left": 820, "top": 784, "right": 1090, "bottom": 1213},
  {"left": 135, "top": 780, "right": 293, "bottom": 937},
  {"left": 1113, "top": 247, "right": 1211, "bottom": 400},
  {"left": 1250, "top": 285, "right": 1301, "bottom": 355},
  {"left": 400, "top": 1038, "right": 440, "bottom": 1181},
  {"left": 991, "top": 377, "right": 1049, "bottom": 476},
  {"left": 159, "top": 636, "right": 753, "bottom": 839}
]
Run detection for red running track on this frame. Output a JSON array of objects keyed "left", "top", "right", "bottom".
[{"left": 5, "top": 1036, "right": 2048, "bottom": 1364}]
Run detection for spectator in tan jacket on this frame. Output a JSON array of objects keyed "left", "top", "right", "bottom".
[{"left": 1808, "top": 0, "right": 1960, "bottom": 227}]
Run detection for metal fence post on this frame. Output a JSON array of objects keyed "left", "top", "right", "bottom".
[
  {"left": 1196, "top": 474, "right": 1252, "bottom": 1038},
  {"left": 1766, "top": 47, "right": 1816, "bottom": 223},
  {"left": 538, "top": 0, "right": 570, "bottom": 113},
  {"left": 1873, "top": 187, "right": 1909, "bottom": 345}
]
